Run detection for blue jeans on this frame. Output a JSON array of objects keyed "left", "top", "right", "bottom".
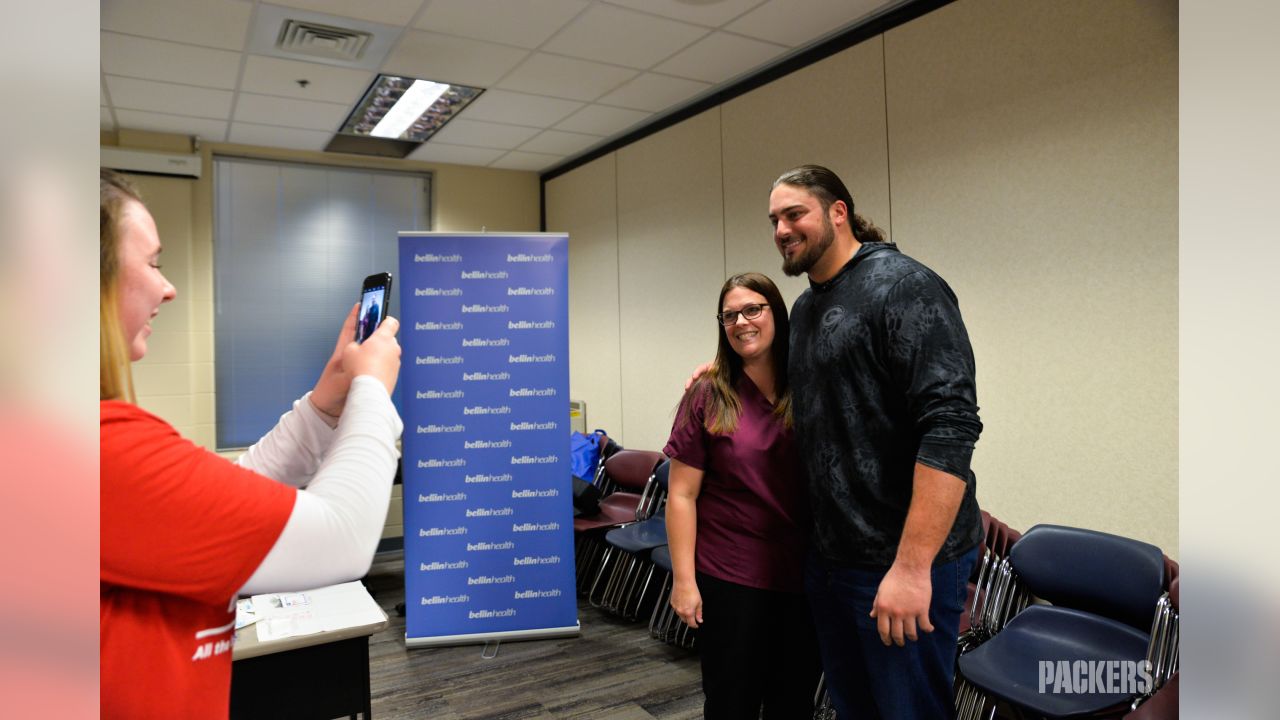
[{"left": 805, "top": 546, "right": 978, "bottom": 720}]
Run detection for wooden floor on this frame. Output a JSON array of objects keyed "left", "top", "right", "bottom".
[{"left": 362, "top": 551, "right": 706, "bottom": 720}]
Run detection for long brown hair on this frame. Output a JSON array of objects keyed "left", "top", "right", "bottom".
[
  {"left": 684, "top": 272, "right": 791, "bottom": 434},
  {"left": 773, "top": 164, "right": 889, "bottom": 244},
  {"left": 100, "top": 169, "right": 141, "bottom": 401}
]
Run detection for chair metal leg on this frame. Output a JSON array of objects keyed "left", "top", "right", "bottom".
[
  {"left": 607, "top": 550, "right": 634, "bottom": 613},
  {"left": 587, "top": 545, "right": 617, "bottom": 607},
  {"left": 600, "top": 549, "right": 630, "bottom": 610},
  {"left": 648, "top": 571, "right": 672, "bottom": 638},
  {"left": 618, "top": 554, "right": 651, "bottom": 618},
  {"left": 624, "top": 562, "right": 657, "bottom": 620},
  {"left": 955, "top": 678, "right": 975, "bottom": 720},
  {"left": 576, "top": 536, "right": 605, "bottom": 595},
  {"left": 614, "top": 555, "right": 640, "bottom": 616}
]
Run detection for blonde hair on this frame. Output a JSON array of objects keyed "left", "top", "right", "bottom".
[{"left": 100, "top": 169, "right": 140, "bottom": 402}]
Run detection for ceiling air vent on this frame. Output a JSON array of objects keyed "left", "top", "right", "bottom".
[{"left": 276, "top": 19, "right": 372, "bottom": 62}]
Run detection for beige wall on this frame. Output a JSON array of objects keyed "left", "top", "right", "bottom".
[
  {"left": 106, "top": 131, "right": 541, "bottom": 539},
  {"left": 544, "top": 0, "right": 1178, "bottom": 556},
  {"left": 547, "top": 154, "right": 624, "bottom": 438},
  {"left": 615, "top": 108, "right": 726, "bottom": 451}
]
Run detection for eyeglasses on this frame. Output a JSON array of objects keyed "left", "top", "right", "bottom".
[{"left": 716, "top": 303, "right": 769, "bottom": 326}]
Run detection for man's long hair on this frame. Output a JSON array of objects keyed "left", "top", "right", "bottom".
[
  {"left": 683, "top": 272, "right": 792, "bottom": 435},
  {"left": 773, "top": 164, "right": 889, "bottom": 244}
]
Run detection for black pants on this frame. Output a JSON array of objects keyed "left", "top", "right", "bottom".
[{"left": 696, "top": 572, "right": 822, "bottom": 720}]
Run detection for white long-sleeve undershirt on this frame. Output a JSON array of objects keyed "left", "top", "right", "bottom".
[{"left": 239, "top": 375, "right": 402, "bottom": 595}]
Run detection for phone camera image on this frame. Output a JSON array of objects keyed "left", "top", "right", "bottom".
[
  {"left": 357, "top": 288, "right": 385, "bottom": 344},
  {"left": 356, "top": 273, "right": 393, "bottom": 344}
]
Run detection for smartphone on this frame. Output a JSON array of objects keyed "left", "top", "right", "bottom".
[{"left": 355, "top": 272, "right": 393, "bottom": 344}]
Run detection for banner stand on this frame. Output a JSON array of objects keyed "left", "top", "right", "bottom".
[{"left": 398, "top": 232, "right": 579, "bottom": 649}]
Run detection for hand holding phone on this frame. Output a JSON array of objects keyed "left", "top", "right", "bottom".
[
  {"left": 355, "top": 273, "right": 393, "bottom": 344},
  {"left": 344, "top": 315, "right": 401, "bottom": 396}
]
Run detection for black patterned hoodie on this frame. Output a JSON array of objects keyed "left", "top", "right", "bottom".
[{"left": 789, "top": 241, "right": 983, "bottom": 567}]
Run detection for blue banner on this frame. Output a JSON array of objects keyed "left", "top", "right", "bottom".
[{"left": 398, "top": 232, "right": 578, "bottom": 647}]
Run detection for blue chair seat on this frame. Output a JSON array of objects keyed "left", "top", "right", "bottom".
[
  {"left": 650, "top": 544, "right": 672, "bottom": 573},
  {"left": 959, "top": 604, "right": 1150, "bottom": 718},
  {"left": 605, "top": 517, "right": 667, "bottom": 555}
]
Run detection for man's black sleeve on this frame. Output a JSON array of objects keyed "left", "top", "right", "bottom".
[{"left": 882, "top": 269, "right": 983, "bottom": 482}]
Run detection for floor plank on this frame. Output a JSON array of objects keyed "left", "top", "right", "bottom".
[{"left": 363, "top": 551, "right": 705, "bottom": 720}]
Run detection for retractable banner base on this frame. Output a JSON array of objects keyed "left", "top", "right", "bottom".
[
  {"left": 398, "top": 232, "right": 578, "bottom": 649},
  {"left": 403, "top": 624, "right": 580, "bottom": 650}
]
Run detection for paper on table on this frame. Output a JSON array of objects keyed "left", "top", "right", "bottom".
[
  {"left": 249, "top": 581, "right": 385, "bottom": 642},
  {"left": 234, "top": 598, "right": 258, "bottom": 630}
]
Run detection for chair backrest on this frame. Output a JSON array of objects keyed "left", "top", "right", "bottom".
[
  {"left": 598, "top": 431, "right": 622, "bottom": 462},
  {"left": 654, "top": 458, "right": 670, "bottom": 490},
  {"left": 601, "top": 449, "right": 665, "bottom": 493},
  {"left": 1162, "top": 555, "right": 1178, "bottom": 593},
  {"left": 1009, "top": 524, "right": 1164, "bottom": 630},
  {"left": 642, "top": 458, "right": 672, "bottom": 519}
]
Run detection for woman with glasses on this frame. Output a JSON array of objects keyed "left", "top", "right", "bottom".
[{"left": 663, "top": 272, "right": 820, "bottom": 719}]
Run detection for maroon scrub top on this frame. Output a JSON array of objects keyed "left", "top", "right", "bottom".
[{"left": 663, "top": 374, "right": 810, "bottom": 592}]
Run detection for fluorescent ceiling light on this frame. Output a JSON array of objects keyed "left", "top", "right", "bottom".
[
  {"left": 370, "top": 80, "right": 449, "bottom": 139},
  {"left": 337, "top": 74, "right": 485, "bottom": 147}
]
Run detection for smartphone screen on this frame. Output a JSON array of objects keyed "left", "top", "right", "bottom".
[{"left": 355, "top": 273, "right": 393, "bottom": 344}]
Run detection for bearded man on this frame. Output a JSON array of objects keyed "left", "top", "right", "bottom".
[{"left": 771, "top": 165, "right": 983, "bottom": 720}]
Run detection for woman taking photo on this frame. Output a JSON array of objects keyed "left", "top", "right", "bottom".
[
  {"left": 100, "top": 169, "right": 403, "bottom": 719},
  {"left": 663, "top": 272, "right": 820, "bottom": 719}
]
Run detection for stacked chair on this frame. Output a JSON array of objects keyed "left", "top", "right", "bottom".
[
  {"left": 954, "top": 524, "right": 1179, "bottom": 720},
  {"left": 957, "top": 512, "right": 1027, "bottom": 655},
  {"left": 647, "top": 544, "right": 697, "bottom": 649},
  {"left": 811, "top": 515, "right": 1181, "bottom": 720},
  {"left": 812, "top": 674, "right": 836, "bottom": 720},
  {"left": 588, "top": 459, "right": 671, "bottom": 619},
  {"left": 1124, "top": 575, "right": 1179, "bottom": 719},
  {"left": 572, "top": 449, "right": 665, "bottom": 595}
]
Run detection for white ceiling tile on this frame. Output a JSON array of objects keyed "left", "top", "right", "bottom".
[
  {"left": 602, "top": 0, "right": 769, "bottom": 28},
  {"left": 233, "top": 93, "right": 350, "bottom": 132},
  {"left": 407, "top": 143, "right": 507, "bottom": 166},
  {"left": 240, "top": 56, "right": 374, "bottom": 105},
  {"left": 488, "top": 150, "right": 563, "bottom": 172},
  {"left": 101, "top": 0, "right": 253, "bottom": 51},
  {"left": 105, "top": 76, "right": 234, "bottom": 120},
  {"left": 227, "top": 122, "right": 333, "bottom": 151},
  {"left": 542, "top": 4, "right": 708, "bottom": 69},
  {"left": 101, "top": 32, "right": 243, "bottom": 89},
  {"left": 461, "top": 90, "right": 583, "bottom": 128},
  {"left": 429, "top": 118, "right": 542, "bottom": 150},
  {"left": 654, "top": 31, "right": 787, "bottom": 84},
  {"left": 597, "top": 73, "right": 710, "bottom": 112},
  {"left": 414, "top": 0, "right": 588, "bottom": 49},
  {"left": 102, "top": 106, "right": 116, "bottom": 130},
  {"left": 265, "top": 0, "right": 426, "bottom": 27},
  {"left": 113, "top": 109, "right": 229, "bottom": 141},
  {"left": 553, "top": 104, "right": 651, "bottom": 135},
  {"left": 496, "top": 54, "right": 637, "bottom": 102},
  {"left": 383, "top": 30, "right": 530, "bottom": 87},
  {"left": 726, "top": 0, "right": 890, "bottom": 48},
  {"left": 518, "top": 129, "right": 600, "bottom": 155}
]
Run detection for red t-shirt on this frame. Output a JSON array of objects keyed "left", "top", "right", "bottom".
[
  {"left": 100, "top": 401, "right": 296, "bottom": 719},
  {"left": 663, "top": 376, "right": 811, "bottom": 592}
]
